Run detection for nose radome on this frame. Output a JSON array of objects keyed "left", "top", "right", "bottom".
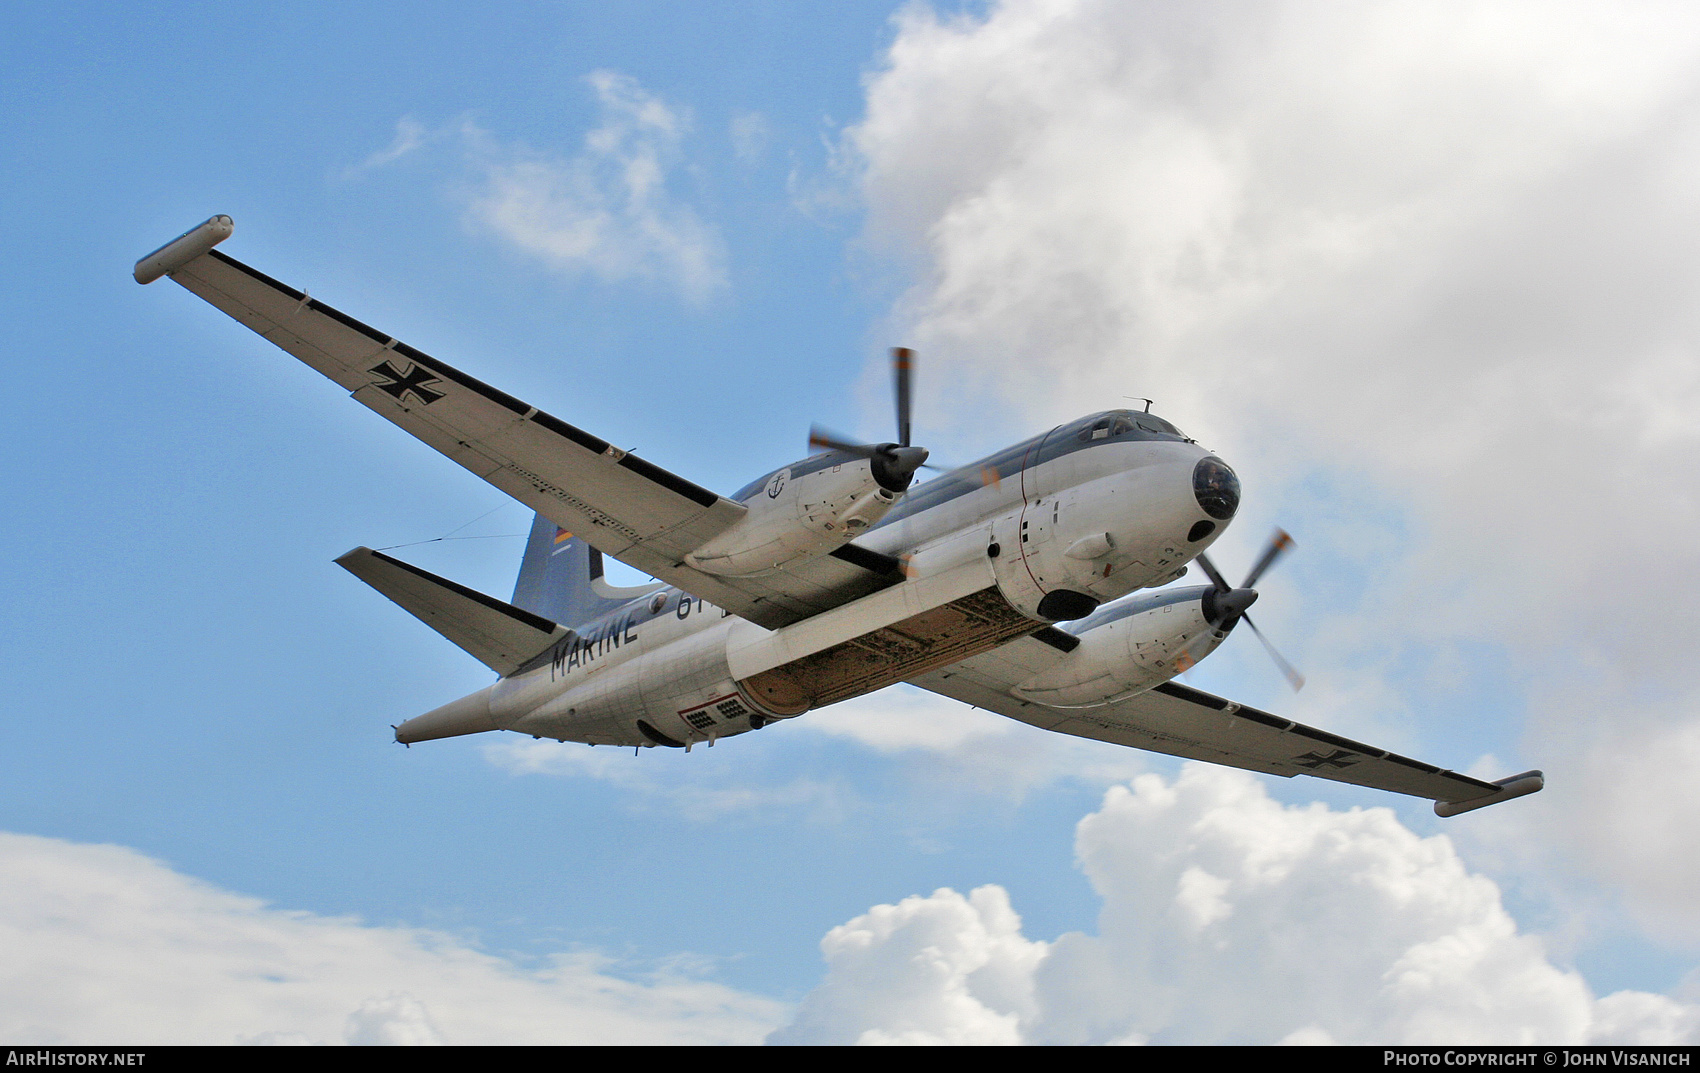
[{"left": 1193, "top": 456, "right": 1240, "bottom": 520}]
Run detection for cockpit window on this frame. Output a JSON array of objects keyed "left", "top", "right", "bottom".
[
  {"left": 1078, "top": 415, "right": 1138, "bottom": 442},
  {"left": 1136, "top": 414, "right": 1183, "bottom": 438}
]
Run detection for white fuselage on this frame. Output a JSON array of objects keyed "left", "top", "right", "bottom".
[{"left": 401, "top": 420, "right": 1238, "bottom": 749}]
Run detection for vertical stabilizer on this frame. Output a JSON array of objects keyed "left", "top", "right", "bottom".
[{"left": 512, "top": 513, "right": 663, "bottom": 628}]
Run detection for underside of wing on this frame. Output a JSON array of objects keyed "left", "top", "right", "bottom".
[
  {"left": 150, "top": 233, "right": 895, "bottom": 628},
  {"left": 912, "top": 644, "right": 1541, "bottom": 814}
]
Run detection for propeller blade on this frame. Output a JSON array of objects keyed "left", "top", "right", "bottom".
[
  {"left": 1194, "top": 552, "right": 1232, "bottom": 594},
  {"left": 807, "top": 348, "right": 930, "bottom": 491},
  {"left": 1240, "top": 529, "right": 1294, "bottom": 590},
  {"left": 1243, "top": 612, "right": 1305, "bottom": 691},
  {"left": 1177, "top": 530, "right": 1303, "bottom": 690},
  {"left": 891, "top": 347, "right": 914, "bottom": 448},
  {"left": 808, "top": 424, "right": 878, "bottom": 458}
]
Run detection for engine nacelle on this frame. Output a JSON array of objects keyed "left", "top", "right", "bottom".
[
  {"left": 687, "top": 456, "right": 899, "bottom": 577},
  {"left": 1011, "top": 587, "right": 1222, "bottom": 707}
]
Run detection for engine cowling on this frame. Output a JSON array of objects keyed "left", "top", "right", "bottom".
[
  {"left": 1011, "top": 587, "right": 1223, "bottom": 707},
  {"left": 686, "top": 456, "right": 899, "bottom": 577}
]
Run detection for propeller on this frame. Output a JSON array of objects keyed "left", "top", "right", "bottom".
[
  {"left": 1185, "top": 529, "right": 1305, "bottom": 691},
  {"left": 807, "top": 347, "right": 932, "bottom": 492}
]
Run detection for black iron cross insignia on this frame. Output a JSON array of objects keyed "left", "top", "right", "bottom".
[
  {"left": 1293, "top": 749, "right": 1359, "bottom": 770},
  {"left": 369, "top": 360, "right": 445, "bottom": 405}
]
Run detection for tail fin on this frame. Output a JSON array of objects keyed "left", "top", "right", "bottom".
[{"left": 511, "top": 513, "right": 663, "bottom": 628}]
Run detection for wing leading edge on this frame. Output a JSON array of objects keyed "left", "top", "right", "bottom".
[{"left": 911, "top": 638, "right": 1542, "bottom": 816}]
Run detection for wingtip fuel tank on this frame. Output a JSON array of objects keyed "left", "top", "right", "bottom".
[
  {"left": 134, "top": 215, "right": 234, "bottom": 284},
  {"left": 1433, "top": 770, "right": 1544, "bottom": 817}
]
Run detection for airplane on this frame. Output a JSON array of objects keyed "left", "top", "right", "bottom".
[{"left": 135, "top": 216, "right": 1543, "bottom": 818}]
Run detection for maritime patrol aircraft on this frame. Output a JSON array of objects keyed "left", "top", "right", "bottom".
[{"left": 136, "top": 216, "right": 1542, "bottom": 817}]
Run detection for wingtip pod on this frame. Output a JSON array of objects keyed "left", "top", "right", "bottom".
[
  {"left": 134, "top": 215, "right": 234, "bottom": 284},
  {"left": 1434, "top": 769, "right": 1544, "bottom": 818}
]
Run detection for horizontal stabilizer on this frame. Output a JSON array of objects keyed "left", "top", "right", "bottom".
[{"left": 336, "top": 547, "right": 568, "bottom": 676}]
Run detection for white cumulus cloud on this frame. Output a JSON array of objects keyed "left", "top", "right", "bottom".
[
  {"left": 465, "top": 71, "right": 727, "bottom": 304},
  {"left": 359, "top": 72, "right": 726, "bottom": 304},
  {"left": 769, "top": 885, "right": 1046, "bottom": 1045},
  {"left": 771, "top": 765, "right": 1699, "bottom": 1045},
  {"left": 0, "top": 832, "right": 781, "bottom": 1045}
]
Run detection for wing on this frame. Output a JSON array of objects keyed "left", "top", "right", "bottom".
[
  {"left": 911, "top": 640, "right": 1542, "bottom": 815},
  {"left": 153, "top": 238, "right": 889, "bottom": 628}
]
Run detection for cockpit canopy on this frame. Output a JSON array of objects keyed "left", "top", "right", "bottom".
[{"left": 1067, "top": 409, "right": 1188, "bottom": 444}]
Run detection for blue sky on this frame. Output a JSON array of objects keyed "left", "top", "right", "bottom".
[
  {"left": 6, "top": 0, "right": 965, "bottom": 988},
  {"left": 5, "top": 0, "right": 1700, "bottom": 1045}
]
